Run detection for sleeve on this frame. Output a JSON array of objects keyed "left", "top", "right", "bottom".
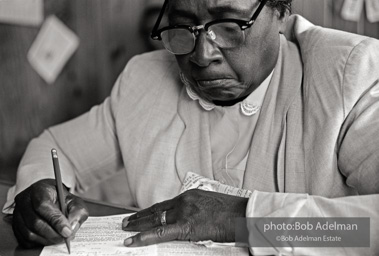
[
  {"left": 2, "top": 60, "right": 130, "bottom": 215},
  {"left": 336, "top": 37, "right": 379, "bottom": 195},
  {"left": 246, "top": 39, "right": 379, "bottom": 255}
]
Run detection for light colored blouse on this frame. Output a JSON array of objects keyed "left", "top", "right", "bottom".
[{"left": 181, "top": 71, "right": 274, "bottom": 188}]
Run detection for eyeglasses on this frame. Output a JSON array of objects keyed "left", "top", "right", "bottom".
[{"left": 150, "top": 0, "right": 268, "bottom": 55}]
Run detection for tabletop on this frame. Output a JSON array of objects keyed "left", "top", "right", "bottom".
[{"left": 0, "top": 181, "right": 135, "bottom": 256}]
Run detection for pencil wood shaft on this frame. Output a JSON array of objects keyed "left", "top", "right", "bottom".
[{"left": 51, "top": 148, "right": 71, "bottom": 254}]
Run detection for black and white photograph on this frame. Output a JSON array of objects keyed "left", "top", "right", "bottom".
[{"left": 1, "top": 0, "right": 379, "bottom": 255}]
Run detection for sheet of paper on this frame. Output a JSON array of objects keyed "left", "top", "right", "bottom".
[
  {"left": 0, "top": 0, "right": 43, "bottom": 26},
  {"left": 41, "top": 214, "right": 157, "bottom": 256},
  {"left": 40, "top": 213, "right": 249, "bottom": 256},
  {"left": 180, "top": 172, "right": 253, "bottom": 198},
  {"left": 27, "top": 15, "right": 79, "bottom": 84},
  {"left": 365, "top": 0, "right": 379, "bottom": 22},
  {"left": 341, "top": 0, "right": 364, "bottom": 22},
  {"left": 157, "top": 242, "right": 248, "bottom": 255}
]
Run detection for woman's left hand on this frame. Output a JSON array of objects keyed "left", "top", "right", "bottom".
[{"left": 121, "top": 189, "right": 248, "bottom": 247}]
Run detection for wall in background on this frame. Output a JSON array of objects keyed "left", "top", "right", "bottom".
[
  {"left": 1, "top": 0, "right": 379, "bottom": 184},
  {"left": 0, "top": 0, "right": 149, "bottom": 182},
  {"left": 293, "top": 0, "right": 379, "bottom": 38}
]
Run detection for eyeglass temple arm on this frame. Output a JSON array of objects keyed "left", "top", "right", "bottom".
[
  {"left": 151, "top": 0, "right": 268, "bottom": 38},
  {"left": 151, "top": 0, "right": 168, "bottom": 39},
  {"left": 249, "top": 0, "right": 268, "bottom": 24}
]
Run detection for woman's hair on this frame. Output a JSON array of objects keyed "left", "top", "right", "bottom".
[
  {"left": 264, "top": 0, "right": 293, "bottom": 17},
  {"left": 165, "top": 0, "right": 293, "bottom": 19}
]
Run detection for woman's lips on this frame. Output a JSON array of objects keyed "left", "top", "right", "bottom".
[{"left": 196, "top": 79, "right": 234, "bottom": 90}]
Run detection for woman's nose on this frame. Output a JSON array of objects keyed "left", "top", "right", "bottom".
[{"left": 189, "top": 31, "right": 223, "bottom": 67}]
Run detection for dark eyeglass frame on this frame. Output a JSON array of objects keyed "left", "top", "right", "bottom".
[{"left": 150, "top": 0, "right": 268, "bottom": 43}]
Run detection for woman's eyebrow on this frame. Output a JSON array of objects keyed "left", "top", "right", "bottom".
[
  {"left": 168, "top": 5, "right": 251, "bottom": 22},
  {"left": 168, "top": 9, "right": 197, "bottom": 21},
  {"left": 207, "top": 5, "right": 251, "bottom": 17}
]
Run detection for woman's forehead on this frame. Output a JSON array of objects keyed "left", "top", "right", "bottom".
[{"left": 167, "top": 0, "right": 257, "bottom": 14}]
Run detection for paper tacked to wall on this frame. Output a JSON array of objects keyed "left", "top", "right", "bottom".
[
  {"left": 0, "top": 0, "right": 43, "bottom": 26},
  {"left": 341, "top": 0, "right": 365, "bottom": 22},
  {"left": 365, "top": 0, "right": 379, "bottom": 23},
  {"left": 28, "top": 16, "right": 79, "bottom": 84}
]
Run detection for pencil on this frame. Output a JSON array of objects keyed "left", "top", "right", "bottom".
[{"left": 51, "top": 148, "right": 71, "bottom": 254}]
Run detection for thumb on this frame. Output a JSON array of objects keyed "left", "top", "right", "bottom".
[
  {"left": 66, "top": 194, "right": 89, "bottom": 233},
  {"left": 35, "top": 200, "right": 73, "bottom": 238},
  {"left": 30, "top": 179, "right": 73, "bottom": 238}
]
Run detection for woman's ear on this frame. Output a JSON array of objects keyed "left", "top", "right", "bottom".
[{"left": 275, "top": 9, "right": 290, "bottom": 34}]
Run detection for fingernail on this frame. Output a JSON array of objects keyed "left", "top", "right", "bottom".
[
  {"left": 71, "top": 221, "right": 79, "bottom": 232},
  {"left": 62, "top": 227, "right": 72, "bottom": 238},
  {"left": 122, "top": 220, "right": 129, "bottom": 229},
  {"left": 124, "top": 237, "right": 133, "bottom": 246}
]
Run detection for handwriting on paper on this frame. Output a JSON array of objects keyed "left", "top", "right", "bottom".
[
  {"left": 41, "top": 214, "right": 157, "bottom": 256},
  {"left": 41, "top": 213, "right": 249, "bottom": 256}
]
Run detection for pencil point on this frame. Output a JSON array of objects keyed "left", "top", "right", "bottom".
[{"left": 65, "top": 239, "right": 71, "bottom": 254}]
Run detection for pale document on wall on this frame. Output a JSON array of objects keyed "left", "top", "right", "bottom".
[
  {"left": 27, "top": 15, "right": 79, "bottom": 84},
  {"left": 366, "top": 0, "right": 379, "bottom": 22},
  {"left": 41, "top": 213, "right": 249, "bottom": 256},
  {"left": 0, "top": 0, "right": 43, "bottom": 26},
  {"left": 341, "top": 0, "right": 365, "bottom": 22}
]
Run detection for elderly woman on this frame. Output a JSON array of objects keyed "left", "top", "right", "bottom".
[{"left": 5, "top": 0, "right": 379, "bottom": 255}]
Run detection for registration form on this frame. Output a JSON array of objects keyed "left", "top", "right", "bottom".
[{"left": 41, "top": 213, "right": 248, "bottom": 256}]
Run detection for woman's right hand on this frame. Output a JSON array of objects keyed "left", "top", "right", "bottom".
[{"left": 12, "top": 179, "right": 89, "bottom": 248}]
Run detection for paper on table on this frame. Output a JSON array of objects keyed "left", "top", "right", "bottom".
[
  {"left": 41, "top": 213, "right": 249, "bottom": 256},
  {"left": 0, "top": 0, "right": 43, "bottom": 26},
  {"left": 27, "top": 15, "right": 79, "bottom": 84},
  {"left": 180, "top": 172, "right": 253, "bottom": 198},
  {"left": 41, "top": 214, "right": 156, "bottom": 256}
]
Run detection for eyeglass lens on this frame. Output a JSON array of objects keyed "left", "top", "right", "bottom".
[
  {"left": 160, "top": 22, "right": 245, "bottom": 55},
  {"left": 161, "top": 28, "right": 195, "bottom": 54}
]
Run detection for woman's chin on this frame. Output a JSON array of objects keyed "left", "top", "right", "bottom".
[{"left": 204, "top": 94, "right": 240, "bottom": 103}]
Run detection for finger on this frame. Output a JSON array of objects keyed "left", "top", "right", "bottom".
[
  {"left": 13, "top": 182, "right": 64, "bottom": 247},
  {"left": 16, "top": 197, "right": 68, "bottom": 244},
  {"left": 126, "top": 199, "right": 175, "bottom": 223},
  {"left": 23, "top": 210, "right": 66, "bottom": 244},
  {"left": 13, "top": 207, "right": 55, "bottom": 247},
  {"left": 123, "top": 211, "right": 161, "bottom": 231},
  {"left": 13, "top": 223, "right": 40, "bottom": 249},
  {"left": 33, "top": 198, "right": 73, "bottom": 239},
  {"left": 124, "top": 223, "right": 186, "bottom": 247},
  {"left": 66, "top": 195, "right": 89, "bottom": 233},
  {"left": 15, "top": 194, "right": 66, "bottom": 245},
  {"left": 123, "top": 210, "right": 176, "bottom": 231}
]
